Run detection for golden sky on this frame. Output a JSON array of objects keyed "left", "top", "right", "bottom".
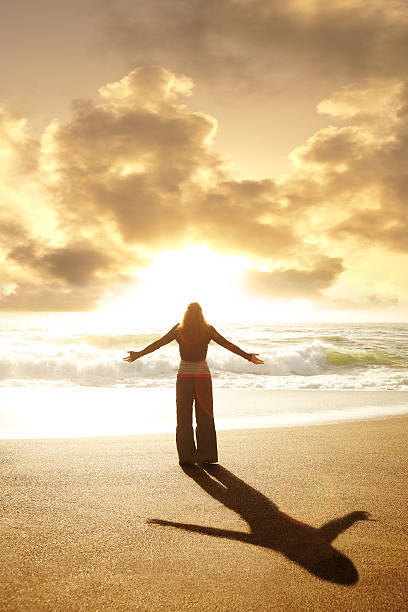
[{"left": 1, "top": 0, "right": 408, "bottom": 322}]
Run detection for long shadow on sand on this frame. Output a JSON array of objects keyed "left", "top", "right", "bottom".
[{"left": 148, "top": 464, "right": 372, "bottom": 584}]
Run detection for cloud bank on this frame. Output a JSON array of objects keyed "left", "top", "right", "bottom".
[{"left": 1, "top": 61, "right": 408, "bottom": 311}]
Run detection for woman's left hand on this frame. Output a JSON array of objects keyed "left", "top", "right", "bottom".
[
  {"left": 123, "top": 351, "right": 139, "bottom": 362},
  {"left": 250, "top": 353, "right": 264, "bottom": 364}
]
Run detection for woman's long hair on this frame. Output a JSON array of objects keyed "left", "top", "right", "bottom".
[{"left": 179, "top": 302, "right": 210, "bottom": 344}]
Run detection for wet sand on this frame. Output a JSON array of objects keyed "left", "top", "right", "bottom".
[
  {"left": 1, "top": 416, "right": 408, "bottom": 611},
  {"left": 2, "top": 387, "right": 408, "bottom": 439}
]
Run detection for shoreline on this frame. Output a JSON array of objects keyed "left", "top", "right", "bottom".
[
  {"left": 2, "top": 416, "right": 407, "bottom": 611},
  {"left": 0, "top": 411, "right": 407, "bottom": 445},
  {"left": 1, "top": 387, "right": 408, "bottom": 440}
]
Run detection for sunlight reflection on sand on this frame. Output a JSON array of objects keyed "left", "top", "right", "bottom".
[{"left": 1, "top": 387, "right": 408, "bottom": 439}]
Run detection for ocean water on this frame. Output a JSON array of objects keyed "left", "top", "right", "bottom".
[{"left": 1, "top": 321, "right": 408, "bottom": 391}]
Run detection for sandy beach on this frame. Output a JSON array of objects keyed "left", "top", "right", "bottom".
[{"left": 1, "top": 413, "right": 407, "bottom": 611}]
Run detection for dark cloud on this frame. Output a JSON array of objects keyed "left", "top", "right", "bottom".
[
  {"left": 99, "top": 0, "right": 408, "bottom": 94},
  {"left": 241, "top": 257, "right": 345, "bottom": 299},
  {"left": 194, "top": 179, "right": 297, "bottom": 258},
  {"left": 0, "top": 217, "right": 28, "bottom": 244},
  {"left": 43, "top": 67, "right": 220, "bottom": 247},
  {"left": 0, "top": 281, "right": 117, "bottom": 312},
  {"left": 333, "top": 212, "right": 408, "bottom": 253},
  {"left": 8, "top": 243, "right": 112, "bottom": 286},
  {"left": 2, "top": 236, "right": 140, "bottom": 310},
  {"left": 293, "top": 126, "right": 366, "bottom": 167}
]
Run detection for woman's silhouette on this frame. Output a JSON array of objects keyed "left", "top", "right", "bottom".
[{"left": 123, "top": 302, "right": 263, "bottom": 465}]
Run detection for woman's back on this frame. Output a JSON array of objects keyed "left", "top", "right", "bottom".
[
  {"left": 175, "top": 323, "right": 252, "bottom": 362},
  {"left": 175, "top": 324, "right": 212, "bottom": 362}
]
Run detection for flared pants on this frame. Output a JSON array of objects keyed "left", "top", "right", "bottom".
[{"left": 176, "top": 375, "right": 218, "bottom": 464}]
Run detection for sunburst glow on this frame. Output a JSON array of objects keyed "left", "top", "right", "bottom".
[
  {"left": 98, "top": 246, "right": 334, "bottom": 327},
  {"left": 101, "top": 246, "right": 251, "bottom": 326}
]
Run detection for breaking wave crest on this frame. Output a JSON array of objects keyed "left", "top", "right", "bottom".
[
  {"left": 324, "top": 348, "right": 407, "bottom": 368},
  {"left": 1, "top": 338, "right": 408, "bottom": 389}
]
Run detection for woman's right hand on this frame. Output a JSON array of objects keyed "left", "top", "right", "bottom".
[
  {"left": 250, "top": 353, "right": 264, "bottom": 364},
  {"left": 123, "top": 351, "right": 140, "bottom": 362}
]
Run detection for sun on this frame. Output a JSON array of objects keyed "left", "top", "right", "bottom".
[
  {"left": 100, "top": 245, "right": 252, "bottom": 327},
  {"left": 98, "top": 245, "right": 334, "bottom": 329}
]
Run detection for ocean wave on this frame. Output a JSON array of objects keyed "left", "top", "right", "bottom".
[
  {"left": 0, "top": 351, "right": 179, "bottom": 387},
  {"left": 210, "top": 343, "right": 328, "bottom": 376},
  {"left": 324, "top": 348, "right": 407, "bottom": 368},
  {"left": 2, "top": 337, "right": 408, "bottom": 389}
]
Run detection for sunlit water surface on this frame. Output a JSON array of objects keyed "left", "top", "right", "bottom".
[{"left": 1, "top": 321, "right": 408, "bottom": 438}]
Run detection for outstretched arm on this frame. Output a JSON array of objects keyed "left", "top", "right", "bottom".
[
  {"left": 319, "top": 511, "right": 374, "bottom": 543},
  {"left": 210, "top": 326, "right": 263, "bottom": 363},
  {"left": 123, "top": 324, "right": 178, "bottom": 362},
  {"left": 147, "top": 518, "right": 254, "bottom": 544}
]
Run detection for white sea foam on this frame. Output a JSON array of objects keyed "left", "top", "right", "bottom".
[
  {"left": 0, "top": 341, "right": 352, "bottom": 386},
  {"left": 1, "top": 323, "right": 408, "bottom": 390},
  {"left": 210, "top": 342, "right": 328, "bottom": 376}
]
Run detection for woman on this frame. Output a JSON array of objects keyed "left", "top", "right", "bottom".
[{"left": 123, "top": 302, "right": 263, "bottom": 466}]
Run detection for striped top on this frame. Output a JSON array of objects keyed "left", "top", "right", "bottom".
[{"left": 177, "top": 359, "right": 211, "bottom": 377}]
